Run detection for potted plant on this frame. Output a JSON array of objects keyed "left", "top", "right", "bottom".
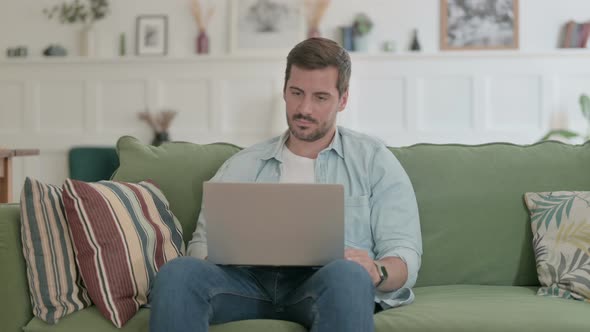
[
  {"left": 541, "top": 94, "right": 590, "bottom": 142},
  {"left": 352, "top": 13, "right": 373, "bottom": 52},
  {"left": 44, "top": 0, "right": 110, "bottom": 56},
  {"left": 138, "top": 109, "right": 178, "bottom": 146}
]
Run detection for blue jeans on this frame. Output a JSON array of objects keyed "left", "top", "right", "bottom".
[{"left": 149, "top": 257, "right": 375, "bottom": 331}]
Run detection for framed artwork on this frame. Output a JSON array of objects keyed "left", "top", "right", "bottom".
[
  {"left": 136, "top": 15, "right": 168, "bottom": 56},
  {"left": 229, "top": 0, "right": 305, "bottom": 54},
  {"left": 440, "top": 0, "right": 519, "bottom": 50}
]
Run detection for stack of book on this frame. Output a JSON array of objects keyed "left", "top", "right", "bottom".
[{"left": 562, "top": 20, "right": 590, "bottom": 48}]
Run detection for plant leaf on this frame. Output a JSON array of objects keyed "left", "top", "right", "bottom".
[
  {"left": 529, "top": 194, "right": 577, "bottom": 230},
  {"left": 539, "top": 129, "right": 580, "bottom": 141},
  {"left": 557, "top": 253, "right": 567, "bottom": 279},
  {"left": 547, "top": 262, "right": 558, "bottom": 283},
  {"left": 555, "top": 221, "right": 590, "bottom": 255},
  {"left": 580, "top": 94, "right": 590, "bottom": 121},
  {"left": 533, "top": 234, "right": 548, "bottom": 261}
]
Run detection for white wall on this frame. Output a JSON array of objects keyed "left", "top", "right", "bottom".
[
  {"left": 3, "top": 52, "right": 590, "bottom": 202},
  {"left": 1, "top": 0, "right": 590, "bottom": 57}
]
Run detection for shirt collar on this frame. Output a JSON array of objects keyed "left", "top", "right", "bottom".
[
  {"left": 326, "top": 126, "right": 344, "bottom": 159},
  {"left": 261, "top": 130, "right": 290, "bottom": 162},
  {"left": 261, "top": 126, "right": 344, "bottom": 161}
]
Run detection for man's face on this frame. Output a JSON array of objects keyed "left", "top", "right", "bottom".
[{"left": 283, "top": 65, "right": 348, "bottom": 142}]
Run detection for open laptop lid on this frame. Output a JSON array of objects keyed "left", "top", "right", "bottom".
[{"left": 204, "top": 182, "right": 344, "bottom": 266}]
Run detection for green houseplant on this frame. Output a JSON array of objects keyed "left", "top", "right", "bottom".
[
  {"left": 44, "top": 0, "right": 110, "bottom": 56},
  {"left": 44, "top": 0, "right": 109, "bottom": 24},
  {"left": 351, "top": 13, "right": 373, "bottom": 52},
  {"left": 541, "top": 94, "right": 590, "bottom": 142},
  {"left": 352, "top": 13, "right": 373, "bottom": 37}
]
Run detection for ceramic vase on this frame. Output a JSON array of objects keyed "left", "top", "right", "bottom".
[
  {"left": 307, "top": 27, "right": 321, "bottom": 39},
  {"left": 196, "top": 31, "right": 209, "bottom": 54},
  {"left": 353, "top": 35, "right": 369, "bottom": 52},
  {"left": 152, "top": 132, "right": 170, "bottom": 146},
  {"left": 80, "top": 24, "right": 97, "bottom": 57}
]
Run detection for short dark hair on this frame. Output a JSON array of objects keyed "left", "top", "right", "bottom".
[{"left": 284, "top": 38, "right": 351, "bottom": 97}]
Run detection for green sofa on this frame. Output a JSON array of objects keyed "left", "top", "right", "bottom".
[{"left": 1, "top": 137, "right": 589, "bottom": 332}]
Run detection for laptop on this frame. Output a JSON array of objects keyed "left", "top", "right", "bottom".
[{"left": 203, "top": 182, "right": 344, "bottom": 266}]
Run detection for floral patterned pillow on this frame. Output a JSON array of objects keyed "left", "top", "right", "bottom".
[{"left": 524, "top": 191, "right": 590, "bottom": 302}]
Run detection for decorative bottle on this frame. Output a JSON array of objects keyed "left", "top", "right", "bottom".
[
  {"left": 197, "top": 30, "right": 209, "bottom": 54},
  {"left": 410, "top": 29, "right": 421, "bottom": 51}
]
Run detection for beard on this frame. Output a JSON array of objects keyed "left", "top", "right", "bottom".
[{"left": 287, "top": 112, "right": 334, "bottom": 142}]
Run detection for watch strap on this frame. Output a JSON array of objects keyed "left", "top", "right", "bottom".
[{"left": 374, "top": 262, "right": 388, "bottom": 288}]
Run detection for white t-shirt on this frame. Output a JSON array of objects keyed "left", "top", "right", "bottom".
[{"left": 280, "top": 145, "right": 315, "bottom": 183}]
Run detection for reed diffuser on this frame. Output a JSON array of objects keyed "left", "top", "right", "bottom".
[
  {"left": 304, "top": 0, "right": 331, "bottom": 38},
  {"left": 190, "top": 0, "right": 215, "bottom": 54}
]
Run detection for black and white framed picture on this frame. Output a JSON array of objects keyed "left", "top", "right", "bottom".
[
  {"left": 440, "top": 0, "right": 519, "bottom": 50},
  {"left": 136, "top": 15, "right": 168, "bottom": 56},
  {"left": 229, "top": 0, "right": 305, "bottom": 54}
]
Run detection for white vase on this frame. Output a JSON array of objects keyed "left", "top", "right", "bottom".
[
  {"left": 80, "top": 25, "right": 97, "bottom": 57},
  {"left": 353, "top": 35, "right": 369, "bottom": 52}
]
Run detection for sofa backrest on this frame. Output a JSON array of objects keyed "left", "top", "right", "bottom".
[
  {"left": 390, "top": 142, "right": 590, "bottom": 287},
  {"left": 112, "top": 136, "right": 590, "bottom": 287},
  {"left": 111, "top": 137, "right": 241, "bottom": 244}
]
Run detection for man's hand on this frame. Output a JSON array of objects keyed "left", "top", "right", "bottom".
[{"left": 344, "top": 248, "right": 380, "bottom": 286}]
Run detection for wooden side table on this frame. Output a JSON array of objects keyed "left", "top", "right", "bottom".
[{"left": 0, "top": 149, "right": 40, "bottom": 203}]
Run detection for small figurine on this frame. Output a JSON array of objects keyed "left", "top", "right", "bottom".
[
  {"left": 6, "top": 46, "right": 28, "bottom": 58},
  {"left": 43, "top": 44, "right": 67, "bottom": 56},
  {"left": 410, "top": 29, "right": 421, "bottom": 51},
  {"left": 119, "top": 33, "right": 126, "bottom": 56},
  {"left": 382, "top": 40, "right": 396, "bottom": 53}
]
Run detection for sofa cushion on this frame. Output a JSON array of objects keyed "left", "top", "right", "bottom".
[
  {"left": 20, "top": 177, "right": 91, "bottom": 324},
  {"left": 24, "top": 286, "right": 589, "bottom": 332},
  {"left": 0, "top": 204, "right": 33, "bottom": 332},
  {"left": 62, "top": 179, "right": 184, "bottom": 327},
  {"left": 111, "top": 136, "right": 241, "bottom": 244},
  {"left": 390, "top": 142, "right": 590, "bottom": 287},
  {"left": 374, "top": 285, "right": 590, "bottom": 332},
  {"left": 23, "top": 307, "right": 306, "bottom": 332},
  {"left": 524, "top": 191, "right": 590, "bottom": 301}
]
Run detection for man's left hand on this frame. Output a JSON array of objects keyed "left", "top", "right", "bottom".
[{"left": 344, "top": 248, "right": 380, "bottom": 286}]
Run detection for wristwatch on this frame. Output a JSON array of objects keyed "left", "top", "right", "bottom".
[{"left": 374, "top": 261, "right": 388, "bottom": 288}]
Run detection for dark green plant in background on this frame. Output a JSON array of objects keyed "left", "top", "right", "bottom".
[
  {"left": 44, "top": 0, "right": 109, "bottom": 24},
  {"left": 352, "top": 13, "right": 373, "bottom": 36},
  {"left": 541, "top": 94, "right": 590, "bottom": 142}
]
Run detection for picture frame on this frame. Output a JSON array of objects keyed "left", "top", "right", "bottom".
[
  {"left": 229, "top": 0, "right": 305, "bottom": 55},
  {"left": 136, "top": 15, "right": 168, "bottom": 56},
  {"left": 440, "top": 0, "right": 519, "bottom": 50}
]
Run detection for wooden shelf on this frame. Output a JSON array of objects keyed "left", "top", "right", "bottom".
[{"left": 1, "top": 49, "right": 589, "bottom": 65}]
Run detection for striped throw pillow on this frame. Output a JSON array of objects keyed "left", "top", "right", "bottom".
[
  {"left": 62, "top": 179, "right": 184, "bottom": 328},
  {"left": 20, "top": 177, "right": 91, "bottom": 324}
]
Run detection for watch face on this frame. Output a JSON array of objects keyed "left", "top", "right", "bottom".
[
  {"left": 379, "top": 264, "right": 388, "bottom": 279},
  {"left": 375, "top": 262, "right": 387, "bottom": 281},
  {"left": 374, "top": 262, "right": 387, "bottom": 287}
]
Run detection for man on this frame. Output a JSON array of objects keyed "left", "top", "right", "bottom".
[{"left": 150, "top": 38, "right": 422, "bottom": 332}]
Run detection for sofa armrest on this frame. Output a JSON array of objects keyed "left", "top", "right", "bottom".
[{"left": 0, "top": 204, "right": 33, "bottom": 332}]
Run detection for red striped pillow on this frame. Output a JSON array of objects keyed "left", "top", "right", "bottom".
[{"left": 62, "top": 179, "right": 184, "bottom": 328}]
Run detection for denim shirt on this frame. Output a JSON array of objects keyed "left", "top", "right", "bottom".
[{"left": 187, "top": 126, "right": 422, "bottom": 308}]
